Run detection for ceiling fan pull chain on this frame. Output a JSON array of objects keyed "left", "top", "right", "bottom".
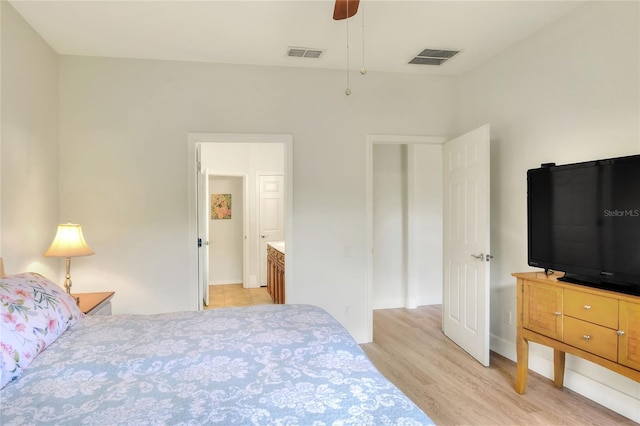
[
  {"left": 360, "top": 5, "right": 366, "bottom": 76},
  {"left": 345, "top": 0, "right": 351, "bottom": 96}
]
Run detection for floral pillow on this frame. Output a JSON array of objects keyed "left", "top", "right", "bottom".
[{"left": 0, "top": 272, "right": 84, "bottom": 388}]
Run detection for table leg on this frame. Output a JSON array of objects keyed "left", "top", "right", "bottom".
[
  {"left": 515, "top": 335, "right": 529, "bottom": 394},
  {"left": 553, "top": 349, "right": 566, "bottom": 388}
]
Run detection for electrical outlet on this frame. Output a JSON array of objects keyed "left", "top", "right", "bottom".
[{"left": 345, "top": 305, "right": 349, "bottom": 315}]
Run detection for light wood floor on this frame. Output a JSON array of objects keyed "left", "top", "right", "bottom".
[
  {"left": 203, "top": 284, "right": 273, "bottom": 309},
  {"left": 361, "top": 305, "right": 636, "bottom": 426}
]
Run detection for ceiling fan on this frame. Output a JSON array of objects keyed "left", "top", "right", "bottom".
[
  {"left": 333, "top": 0, "right": 360, "bottom": 20},
  {"left": 333, "top": 0, "right": 363, "bottom": 96}
]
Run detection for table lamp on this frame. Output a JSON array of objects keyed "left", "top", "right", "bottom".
[{"left": 44, "top": 223, "right": 94, "bottom": 294}]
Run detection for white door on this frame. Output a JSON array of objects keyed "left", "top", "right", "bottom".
[
  {"left": 442, "top": 124, "right": 491, "bottom": 366},
  {"left": 198, "top": 168, "right": 210, "bottom": 306},
  {"left": 259, "top": 175, "right": 284, "bottom": 287}
]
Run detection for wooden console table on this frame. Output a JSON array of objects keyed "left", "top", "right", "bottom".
[
  {"left": 267, "top": 243, "right": 285, "bottom": 304},
  {"left": 514, "top": 272, "right": 640, "bottom": 394}
]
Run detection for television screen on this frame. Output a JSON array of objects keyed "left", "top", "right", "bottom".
[{"left": 527, "top": 154, "right": 640, "bottom": 295}]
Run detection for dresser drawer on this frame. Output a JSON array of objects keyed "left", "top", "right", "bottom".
[
  {"left": 564, "top": 288, "right": 618, "bottom": 328},
  {"left": 563, "top": 316, "right": 618, "bottom": 361},
  {"left": 523, "top": 282, "right": 563, "bottom": 339}
]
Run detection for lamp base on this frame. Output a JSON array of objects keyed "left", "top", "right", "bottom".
[{"left": 64, "top": 257, "right": 73, "bottom": 294}]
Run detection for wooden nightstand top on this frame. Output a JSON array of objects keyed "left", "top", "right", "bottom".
[{"left": 73, "top": 291, "right": 115, "bottom": 315}]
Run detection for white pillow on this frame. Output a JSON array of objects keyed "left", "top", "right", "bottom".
[{"left": 0, "top": 272, "right": 84, "bottom": 388}]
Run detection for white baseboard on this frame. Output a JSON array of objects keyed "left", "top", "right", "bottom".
[
  {"left": 210, "top": 279, "right": 243, "bottom": 286},
  {"left": 490, "top": 334, "right": 640, "bottom": 423}
]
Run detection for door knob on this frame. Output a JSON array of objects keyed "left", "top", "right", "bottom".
[
  {"left": 470, "top": 253, "right": 485, "bottom": 261},
  {"left": 261, "top": 234, "right": 266, "bottom": 238}
]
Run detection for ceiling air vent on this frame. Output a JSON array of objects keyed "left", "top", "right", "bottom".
[
  {"left": 288, "top": 47, "right": 324, "bottom": 59},
  {"left": 409, "top": 48, "right": 460, "bottom": 66}
]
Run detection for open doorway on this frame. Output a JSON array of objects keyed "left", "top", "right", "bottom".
[
  {"left": 371, "top": 143, "right": 444, "bottom": 308},
  {"left": 366, "top": 127, "right": 492, "bottom": 366},
  {"left": 204, "top": 174, "right": 247, "bottom": 308},
  {"left": 369, "top": 137, "right": 446, "bottom": 310},
  {"left": 187, "top": 133, "right": 293, "bottom": 311},
  {"left": 257, "top": 174, "right": 285, "bottom": 288},
  {"left": 366, "top": 135, "right": 447, "bottom": 342}
]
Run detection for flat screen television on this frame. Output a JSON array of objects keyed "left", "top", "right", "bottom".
[{"left": 527, "top": 154, "right": 640, "bottom": 296}]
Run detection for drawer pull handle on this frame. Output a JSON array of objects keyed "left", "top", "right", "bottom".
[
  {"left": 553, "top": 311, "right": 562, "bottom": 316},
  {"left": 583, "top": 305, "right": 591, "bottom": 310},
  {"left": 583, "top": 335, "right": 591, "bottom": 341},
  {"left": 617, "top": 330, "right": 625, "bottom": 336}
]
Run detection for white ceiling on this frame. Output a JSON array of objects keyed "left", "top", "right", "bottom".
[{"left": 9, "top": 0, "right": 585, "bottom": 75}]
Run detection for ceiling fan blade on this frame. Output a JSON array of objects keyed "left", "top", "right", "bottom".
[{"left": 333, "top": 0, "right": 360, "bottom": 20}]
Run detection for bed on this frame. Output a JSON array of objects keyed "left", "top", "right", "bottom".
[{"left": 0, "top": 270, "right": 434, "bottom": 425}]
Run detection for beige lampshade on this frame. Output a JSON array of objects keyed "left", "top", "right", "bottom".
[{"left": 44, "top": 223, "right": 95, "bottom": 258}]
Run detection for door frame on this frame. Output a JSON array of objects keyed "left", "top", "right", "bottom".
[
  {"left": 199, "top": 168, "right": 210, "bottom": 305},
  {"left": 365, "top": 134, "right": 448, "bottom": 342},
  {"left": 187, "top": 133, "right": 293, "bottom": 311}
]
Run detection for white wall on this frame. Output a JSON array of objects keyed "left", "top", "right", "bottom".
[
  {"left": 209, "top": 176, "right": 243, "bottom": 285},
  {"left": 456, "top": 1, "right": 640, "bottom": 421},
  {"left": 413, "top": 144, "right": 443, "bottom": 306},
  {"left": 372, "top": 144, "right": 407, "bottom": 309},
  {"left": 0, "top": 2, "right": 60, "bottom": 278}
]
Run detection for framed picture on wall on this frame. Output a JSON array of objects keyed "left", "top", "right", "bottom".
[{"left": 211, "top": 193, "right": 232, "bottom": 220}]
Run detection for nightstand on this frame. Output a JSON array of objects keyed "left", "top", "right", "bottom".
[{"left": 73, "top": 292, "right": 115, "bottom": 316}]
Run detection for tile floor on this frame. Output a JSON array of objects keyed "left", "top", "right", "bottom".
[{"left": 204, "top": 284, "right": 273, "bottom": 309}]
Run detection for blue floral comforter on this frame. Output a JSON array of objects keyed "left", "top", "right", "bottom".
[{"left": 1, "top": 304, "right": 434, "bottom": 425}]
